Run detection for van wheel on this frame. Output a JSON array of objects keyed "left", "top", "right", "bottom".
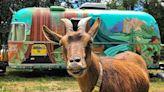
[
  {"left": 0, "top": 66, "right": 6, "bottom": 76},
  {"left": 159, "top": 64, "right": 164, "bottom": 70},
  {"left": 157, "top": 72, "right": 164, "bottom": 79}
]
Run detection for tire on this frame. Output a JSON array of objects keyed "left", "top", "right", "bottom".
[
  {"left": 157, "top": 72, "right": 164, "bottom": 79},
  {"left": 149, "top": 73, "right": 155, "bottom": 78},
  {"left": 159, "top": 65, "right": 164, "bottom": 70},
  {"left": 0, "top": 62, "right": 7, "bottom": 76},
  {"left": 0, "top": 67, "right": 6, "bottom": 76}
]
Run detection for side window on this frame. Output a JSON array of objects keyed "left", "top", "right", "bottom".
[{"left": 9, "top": 23, "right": 26, "bottom": 41}]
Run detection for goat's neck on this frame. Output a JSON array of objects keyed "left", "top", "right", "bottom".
[{"left": 77, "top": 53, "right": 101, "bottom": 92}]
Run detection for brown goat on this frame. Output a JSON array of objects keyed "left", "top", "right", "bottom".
[{"left": 42, "top": 17, "right": 149, "bottom": 92}]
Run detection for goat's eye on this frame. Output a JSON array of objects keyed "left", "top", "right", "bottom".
[
  {"left": 90, "top": 40, "right": 93, "bottom": 44},
  {"left": 89, "top": 39, "right": 93, "bottom": 44},
  {"left": 86, "top": 42, "right": 91, "bottom": 48}
]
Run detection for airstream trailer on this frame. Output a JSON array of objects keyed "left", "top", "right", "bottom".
[{"left": 0, "top": 6, "right": 162, "bottom": 74}]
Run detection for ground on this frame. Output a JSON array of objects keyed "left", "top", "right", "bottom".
[{"left": 0, "top": 69, "right": 163, "bottom": 92}]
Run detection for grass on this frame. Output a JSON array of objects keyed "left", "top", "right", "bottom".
[
  {"left": 150, "top": 78, "right": 164, "bottom": 92},
  {"left": 0, "top": 69, "right": 164, "bottom": 92},
  {"left": 0, "top": 69, "right": 80, "bottom": 92}
]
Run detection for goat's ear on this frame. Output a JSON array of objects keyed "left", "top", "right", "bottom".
[
  {"left": 42, "top": 25, "right": 62, "bottom": 43},
  {"left": 88, "top": 18, "right": 101, "bottom": 37}
]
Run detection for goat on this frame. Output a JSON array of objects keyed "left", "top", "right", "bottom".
[
  {"left": 42, "top": 17, "right": 149, "bottom": 92},
  {"left": 114, "top": 51, "right": 147, "bottom": 71}
]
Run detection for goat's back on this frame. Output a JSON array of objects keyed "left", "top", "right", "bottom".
[
  {"left": 100, "top": 58, "right": 149, "bottom": 92},
  {"left": 114, "top": 51, "right": 147, "bottom": 71}
]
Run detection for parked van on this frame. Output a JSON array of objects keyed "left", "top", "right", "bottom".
[{"left": 0, "top": 6, "right": 162, "bottom": 74}]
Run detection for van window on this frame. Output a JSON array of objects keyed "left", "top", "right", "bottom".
[{"left": 9, "top": 23, "right": 25, "bottom": 41}]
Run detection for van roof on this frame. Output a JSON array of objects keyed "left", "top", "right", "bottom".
[{"left": 79, "top": 3, "right": 107, "bottom": 9}]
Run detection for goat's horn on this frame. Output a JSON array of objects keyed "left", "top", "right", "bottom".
[
  {"left": 78, "top": 17, "right": 91, "bottom": 33},
  {"left": 61, "top": 18, "right": 73, "bottom": 33}
]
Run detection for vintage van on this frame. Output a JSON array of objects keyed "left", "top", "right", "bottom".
[{"left": 0, "top": 6, "right": 162, "bottom": 74}]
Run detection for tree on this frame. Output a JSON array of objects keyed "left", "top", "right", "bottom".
[
  {"left": 122, "top": 0, "right": 138, "bottom": 10},
  {"left": 107, "top": 0, "right": 138, "bottom": 10},
  {"left": 143, "top": 0, "right": 164, "bottom": 43},
  {"left": 0, "top": 0, "right": 56, "bottom": 45},
  {"left": 0, "top": 0, "right": 55, "bottom": 32}
]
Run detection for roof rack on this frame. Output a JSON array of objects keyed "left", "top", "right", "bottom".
[{"left": 79, "top": 3, "right": 107, "bottom": 10}]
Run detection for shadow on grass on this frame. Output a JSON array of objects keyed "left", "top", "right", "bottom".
[
  {"left": 6, "top": 69, "right": 70, "bottom": 77},
  {"left": 0, "top": 69, "right": 75, "bottom": 82},
  {"left": 0, "top": 69, "right": 80, "bottom": 92},
  {"left": 150, "top": 77, "right": 164, "bottom": 82}
]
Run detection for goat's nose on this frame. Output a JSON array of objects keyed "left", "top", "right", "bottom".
[{"left": 70, "top": 56, "right": 81, "bottom": 63}]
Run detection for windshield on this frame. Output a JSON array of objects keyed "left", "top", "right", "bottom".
[{"left": 8, "top": 23, "right": 26, "bottom": 41}]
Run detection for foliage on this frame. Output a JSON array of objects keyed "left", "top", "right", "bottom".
[
  {"left": 0, "top": 0, "right": 54, "bottom": 33},
  {"left": 143, "top": 0, "right": 164, "bottom": 43},
  {"left": 123, "top": 0, "right": 138, "bottom": 10},
  {"left": 107, "top": 0, "right": 138, "bottom": 10}
]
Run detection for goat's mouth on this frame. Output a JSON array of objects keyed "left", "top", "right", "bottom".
[{"left": 67, "top": 68, "right": 87, "bottom": 77}]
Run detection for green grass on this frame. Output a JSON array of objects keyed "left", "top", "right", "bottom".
[
  {"left": 0, "top": 69, "right": 164, "bottom": 92},
  {"left": 0, "top": 70, "right": 80, "bottom": 92},
  {"left": 150, "top": 78, "right": 164, "bottom": 92}
]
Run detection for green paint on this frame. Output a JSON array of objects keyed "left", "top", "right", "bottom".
[{"left": 10, "top": 8, "right": 161, "bottom": 69}]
